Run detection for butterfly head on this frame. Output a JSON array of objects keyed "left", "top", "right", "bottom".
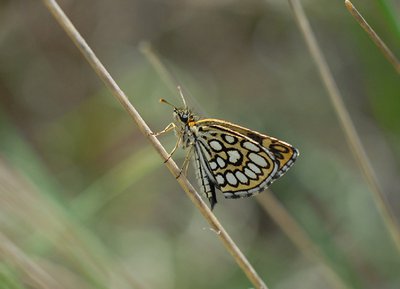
[
  {"left": 160, "top": 86, "right": 196, "bottom": 126},
  {"left": 160, "top": 99, "right": 194, "bottom": 124},
  {"left": 173, "top": 108, "right": 192, "bottom": 124}
]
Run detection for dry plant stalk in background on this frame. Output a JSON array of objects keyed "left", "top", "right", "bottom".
[
  {"left": 288, "top": 0, "right": 400, "bottom": 254},
  {"left": 345, "top": 0, "right": 400, "bottom": 74},
  {"left": 41, "top": 0, "right": 268, "bottom": 288},
  {"left": 0, "top": 232, "right": 61, "bottom": 289}
]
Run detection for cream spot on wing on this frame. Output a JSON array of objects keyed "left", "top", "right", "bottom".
[
  {"left": 248, "top": 152, "right": 268, "bottom": 167},
  {"left": 249, "top": 187, "right": 260, "bottom": 194},
  {"left": 236, "top": 191, "right": 249, "bottom": 197},
  {"left": 209, "top": 161, "right": 217, "bottom": 170},
  {"left": 248, "top": 162, "right": 261, "bottom": 174},
  {"left": 209, "top": 140, "right": 223, "bottom": 152},
  {"left": 227, "top": 150, "right": 241, "bottom": 164},
  {"left": 242, "top": 141, "right": 260, "bottom": 152},
  {"left": 215, "top": 174, "right": 225, "bottom": 185},
  {"left": 244, "top": 168, "right": 257, "bottom": 179},
  {"left": 216, "top": 157, "right": 226, "bottom": 168},
  {"left": 223, "top": 134, "right": 237, "bottom": 144},
  {"left": 224, "top": 192, "right": 234, "bottom": 198},
  {"left": 235, "top": 171, "right": 248, "bottom": 184},
  {"left": 226, "top": 172, "right": 238, "bottom": 186}
]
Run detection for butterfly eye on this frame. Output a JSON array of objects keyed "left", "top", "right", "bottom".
[{"left": 179, "top": 114, "right": 189, "bottom": 123}]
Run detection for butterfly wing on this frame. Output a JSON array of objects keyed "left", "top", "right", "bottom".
[
  {"left": 192, "top": 119, "right": 290, "bottom": 200},
  {"left": 207, "top": 120, "right": 299, "bottom": 180},
  {"left": 193, "top": 145, "right": 218, "bottom": 209}
]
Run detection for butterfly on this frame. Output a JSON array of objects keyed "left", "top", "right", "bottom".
[{"left": 154, "top": 87, "right": 299, "bottom": 210}]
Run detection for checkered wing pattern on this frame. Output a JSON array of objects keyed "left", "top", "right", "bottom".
[{"left": 192, "top": 119, "right": 298, "bottom": 201}]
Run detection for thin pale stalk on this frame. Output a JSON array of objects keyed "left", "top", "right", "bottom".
[
  {"left": 0, "top": 159, "right": 146, "bottom": 289},
  {"left": 138, "top": 41, "right": 179, "bottom": 94},
  {"left": 345, "top": 0, "right": 400, "bottom": 74},
  {"left": 0, "top": 233, "right": 63, "bottom": 289},
  {"left": 139, "top": 42, "right": 206, "bottom": 116},
  {"left": 40, "top": 0, "right": 268, "bottom": 288},
  {"left": 257, "top": 192, "right": 351, "bottom": 289},
  {"left": 288, "top": 0, "right": 400, "bottom": 253}
]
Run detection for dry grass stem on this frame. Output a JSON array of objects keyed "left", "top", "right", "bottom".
[
  {"left": 138, "top": 42, "right": 179, "bottom": 94},
  {"left": 0, "top": 232, "right": 63, "bottom": 289},
  {"left": 0, "top": 159, "right": 146, "bottom": 289},
  {"left": 345, "top": 0, "right": 400, "bottom": 74},
  {"left": 41, "top": 0, "right": 268, "bottom": 288},
  {"left": 288, "top": 0, "right": 400, "bottom": 253},
  {"left": 257, "top": 192, "right": 351, "bottom": 289}
]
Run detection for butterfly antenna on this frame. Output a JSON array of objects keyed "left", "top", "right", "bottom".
[
  {"left": 177, "top": 86, "right": 188, "bottom": 109},
  {"left": 159, "top": 98, "right": 177, "bottom": 109}
]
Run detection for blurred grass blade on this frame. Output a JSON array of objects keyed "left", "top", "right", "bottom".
[
  {"left": 376, "top": 0, "right": 400, "bottom": 41},
  {"left": 288, "top": 0, "right": 400, "bottom": 254},
  {"left": 257, "top": 192, "right": 352, "bottom": 289},
  {"left": 345, "top": 0, "right": 400, "bottom": 74},
  {"left": 71, "top": 145, "right": 163, "bottom": 220},
  {"left": 0, "top": 233, "right": 62, "bottom": 289},
  {"left": 138, "top": 42, "right": 178, "bottom": 94},
  {"left": 0, "top": 123, "right": 146, "bottom": 289}
]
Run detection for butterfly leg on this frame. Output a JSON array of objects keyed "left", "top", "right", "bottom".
[
  {"left": 152, "top": 122, "right": 175, "bottom": 137},
  {"left": 163, "top": 136, "right": 182, "bottom": 164},
  {"left": 152, "top": 123, "right": 180, "bottom": 163},
  {"left": 176, "top": 146, "right": 193, "bottom": 179}
]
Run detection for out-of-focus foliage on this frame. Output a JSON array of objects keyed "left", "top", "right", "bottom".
[{"left": 0, "top": 0, "right": 399, "bottom": 288}]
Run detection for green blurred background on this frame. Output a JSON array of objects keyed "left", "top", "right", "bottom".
[{"left": 0, "top": 0, "right": 399, "bottom": 288}]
